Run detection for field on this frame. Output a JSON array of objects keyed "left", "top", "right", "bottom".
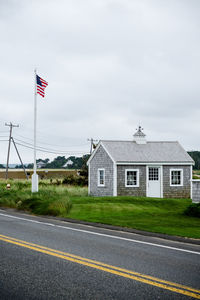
[
  {"left": 1, "top": 168, "right": 200, "bottom": 180},
  {"left": 0, "top": 169, "right": 78, "bottom": 180},
  {"left": 193, "top": 170, "right": 200, "bottom": 179},
  {"left": 0, "top": 179, "right": 199, "bottom": 239}
]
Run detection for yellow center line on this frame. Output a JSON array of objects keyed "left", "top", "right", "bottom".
[
  {"left": 0, "top": 234, "right": 198, "bottom": 294},
  {"left": 0, "top": 234, "right": 200, "bottom": 299}
]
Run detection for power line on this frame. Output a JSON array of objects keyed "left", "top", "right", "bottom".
[
  {"left": 14, "top": 137, "right": 88, "bottom": 153},
  {"left": 15, "top": 141, "right": 88, "bottom": 155},
  {"left": 14, "top": 133, "right": 89, "bottom": 148}
]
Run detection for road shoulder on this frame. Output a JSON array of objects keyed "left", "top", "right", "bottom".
[{"left": 0, "top": 207, "right": 200, "bottom": 245}]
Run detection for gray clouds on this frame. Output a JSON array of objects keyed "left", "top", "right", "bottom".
[{"left": 0, "top": 0, "right": 200, "bottom": 163}]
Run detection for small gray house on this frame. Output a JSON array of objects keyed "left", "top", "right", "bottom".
[{"left": 87, "top": 127, "right": 194, "bottom": 198}]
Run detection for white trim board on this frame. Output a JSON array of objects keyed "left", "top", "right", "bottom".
[
  {"left": 170, "top": 169, "right": 183, "bottom": 187},
  {"left": 113, "top": 162, "right": 117, "bottom": 196},
  {"left": 125, "top": 169, "right": 139, "bottom": 187},
  {"left": 87, "top": 141, "right": 115, "bottom": 165},
  {"left": 88, "top": 164, "right": 91, "bottom": 195},
  {"left": 87, "top": 142, "right": 101, "bottom": 165},
  {"left": 101, "top": 142, "right": 115, "bottom": 163},
  {"left": 97, "top": 168, "right": 105, "bottom": 187},
  {"left": 190, "top": 165, "right": 193, "bottom": 199},
  {"left": 116, "top": 162, "right": 193, "bottom": 166}
]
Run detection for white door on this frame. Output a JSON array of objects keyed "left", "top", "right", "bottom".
[{"left": 147, "top": 167, "right": 161, "bottom": 198}]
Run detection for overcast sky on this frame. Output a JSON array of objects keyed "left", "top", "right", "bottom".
[{"left": 0, "top": 0, "right": 200, "bottom": 164}]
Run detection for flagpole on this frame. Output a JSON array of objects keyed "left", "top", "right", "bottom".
[{"left": 32, "top": 69, "right": 38, "bottom": 192}]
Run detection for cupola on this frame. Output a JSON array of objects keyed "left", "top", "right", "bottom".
[{"left": 133, "top": 126, "right": 147, "bottom": 144}]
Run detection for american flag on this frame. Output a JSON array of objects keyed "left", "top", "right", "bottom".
[{"left": 36, "top": 75, "right": 48, "bottom": 97}]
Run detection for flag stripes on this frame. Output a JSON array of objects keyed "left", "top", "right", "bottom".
[{"left": 36, "top": 75, "right": 48, "bottom": 97}]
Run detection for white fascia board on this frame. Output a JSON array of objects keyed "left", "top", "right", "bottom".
[
  {"left": 160, "top": 165, "right": 163, "bottom": 198},
  {"left": 87, "top": 141, "right": 116, "bottom": 165},
  {"left": 87, "top": 142, "right": 101, "bottom": 166},
  {"left": 146, "top": 166, "right": 148, "bottom": 197},
  {"left": 113, "top": 162, "right": 117, "bottom": 196},
  {"left": 88, "top": 163, "right": 90, "bottom": 195},
  {"left": 116, "top": 162, "right": 194, "bottom": 166},
  {"left": 100, "top": 142, "right": 116, "bottom": 163}
]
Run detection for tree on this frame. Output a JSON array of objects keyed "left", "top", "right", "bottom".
[
  {"left": 188, "top": 151, "right": 200, "bottom": 170},
  {"left": 46, "top": 156, "right": 67, "bottom": 168},
  {"left": 26, "top": 163, "right": 34, "bottom": 169},
  {"left": 79, "top": 154, "right": 90, "bottom": 177},
  {"left": 0, "top": 164, "right": 5, "bottom": 169}
]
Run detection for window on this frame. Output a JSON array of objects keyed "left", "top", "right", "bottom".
[
  {"left": 149, "top": 167, "right": 159, "bottom": 181},
  {"left": 98, "top": 169, "right": 105, "bottom": 186},
  {"left": 125, "top": 169, "right": 139, "bottom": 187},
  {"left": 170, "top": 169, "right": 183, "bottom": 186}
]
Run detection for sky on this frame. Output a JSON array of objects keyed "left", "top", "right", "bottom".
[{"left": 0, "top": 0, "right": 200, "bottom": 164}]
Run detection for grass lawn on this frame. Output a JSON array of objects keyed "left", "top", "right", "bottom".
[
  {"left": 68, "top": 196, "right": 200, "bottom": 239},
  {"left": 0, "top": 180, "right": 199, "bottom": 239}
]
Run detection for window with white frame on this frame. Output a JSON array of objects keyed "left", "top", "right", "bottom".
[
  {"left": 98, "top": 169, "right": 105, "bottom": 186},
  {"left": 170, "top": 169, "right": 183, "bottom": 186},
  {"left": 149, "top": 167, "right": 159, "bottom": 181},
  {"left": 125, "top": 169, "right": 139, "bottom": 187}
]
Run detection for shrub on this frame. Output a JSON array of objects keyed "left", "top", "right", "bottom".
[
  {"left": 62, "top": 175, "right": 87, "bottom": 186},
  {"left": 184, "top": 203, "right": 200, "bottom": 218},
  {"left": 48, "top": 198, "right": 72, "bottom": 216}
]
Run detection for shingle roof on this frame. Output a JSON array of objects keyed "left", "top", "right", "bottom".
[{"left": 101, "top": 140, "right": 194, "bottom": 164}]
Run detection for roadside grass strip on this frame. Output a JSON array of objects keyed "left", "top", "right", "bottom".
[{"left": 0, "top": 234, "right": 200, "bottom": 299}]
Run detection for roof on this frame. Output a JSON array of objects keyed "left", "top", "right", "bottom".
[{"left": 99, "top": 140, "right": 194, "bottom": 164}]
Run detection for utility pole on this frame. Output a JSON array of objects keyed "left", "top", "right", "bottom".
[
  {"left": 11, "top": 137, "right": 28, "bottom": 180},
  {"left": 5, "top": 122, "right": 19, "bottom": 179},
  {"left": 87, "top": 138, "right": 98, "bottom": 154}
]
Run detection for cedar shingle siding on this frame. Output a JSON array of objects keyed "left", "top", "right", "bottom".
[
  {"left": 88, "top": 138, "right": 194, "bottom": 198},
  {"left": 117, "top": 165, "right": 146, "bottom": 197},
  {"left": 163, "top": 165, "right": 191, "bottom": 198},
  {"left": 89, "top": 145, "right": 114, "bottom": 197}
]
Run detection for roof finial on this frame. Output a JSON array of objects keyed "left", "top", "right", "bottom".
[{"left": 133, "top": 125, "right": 146, "bottom": 144}]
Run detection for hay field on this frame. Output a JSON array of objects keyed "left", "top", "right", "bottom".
[{"left": 0, "top": 169, "right": 78, "bottom": 180}]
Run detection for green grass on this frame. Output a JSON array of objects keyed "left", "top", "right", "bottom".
[
  {"left": 67, "top": 196, "right": 200, "bottom": 239},
  {"left": 0, "top": 180, "right": 87, "bottom": 217},
  {"left": 0, "top": 180, "right": 199, "bottom": 239}
]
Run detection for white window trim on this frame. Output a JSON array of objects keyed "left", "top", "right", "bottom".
[
  {"left": 170, "top": 169, "right": 183, "bottom": 187},
  {"left": 98, "top": 168, "right": 105, "bottom": 187},
  {"left": 125, "top": 169, "right": 139, "bottom": 187}
]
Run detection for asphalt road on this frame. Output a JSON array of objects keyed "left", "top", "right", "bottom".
[{"left": 0, "top": 209, "right": 200, "bottom": 300}]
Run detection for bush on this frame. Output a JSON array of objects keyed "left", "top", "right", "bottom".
[
  {"left": 48, "top": 198, "right": 72, "bottom": 216},
  {"left": 62, "top": 174, "right": 87, "bottom": 186},
  {"left": 184, "top": 203, "right": 200, "bottom": 218}
]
